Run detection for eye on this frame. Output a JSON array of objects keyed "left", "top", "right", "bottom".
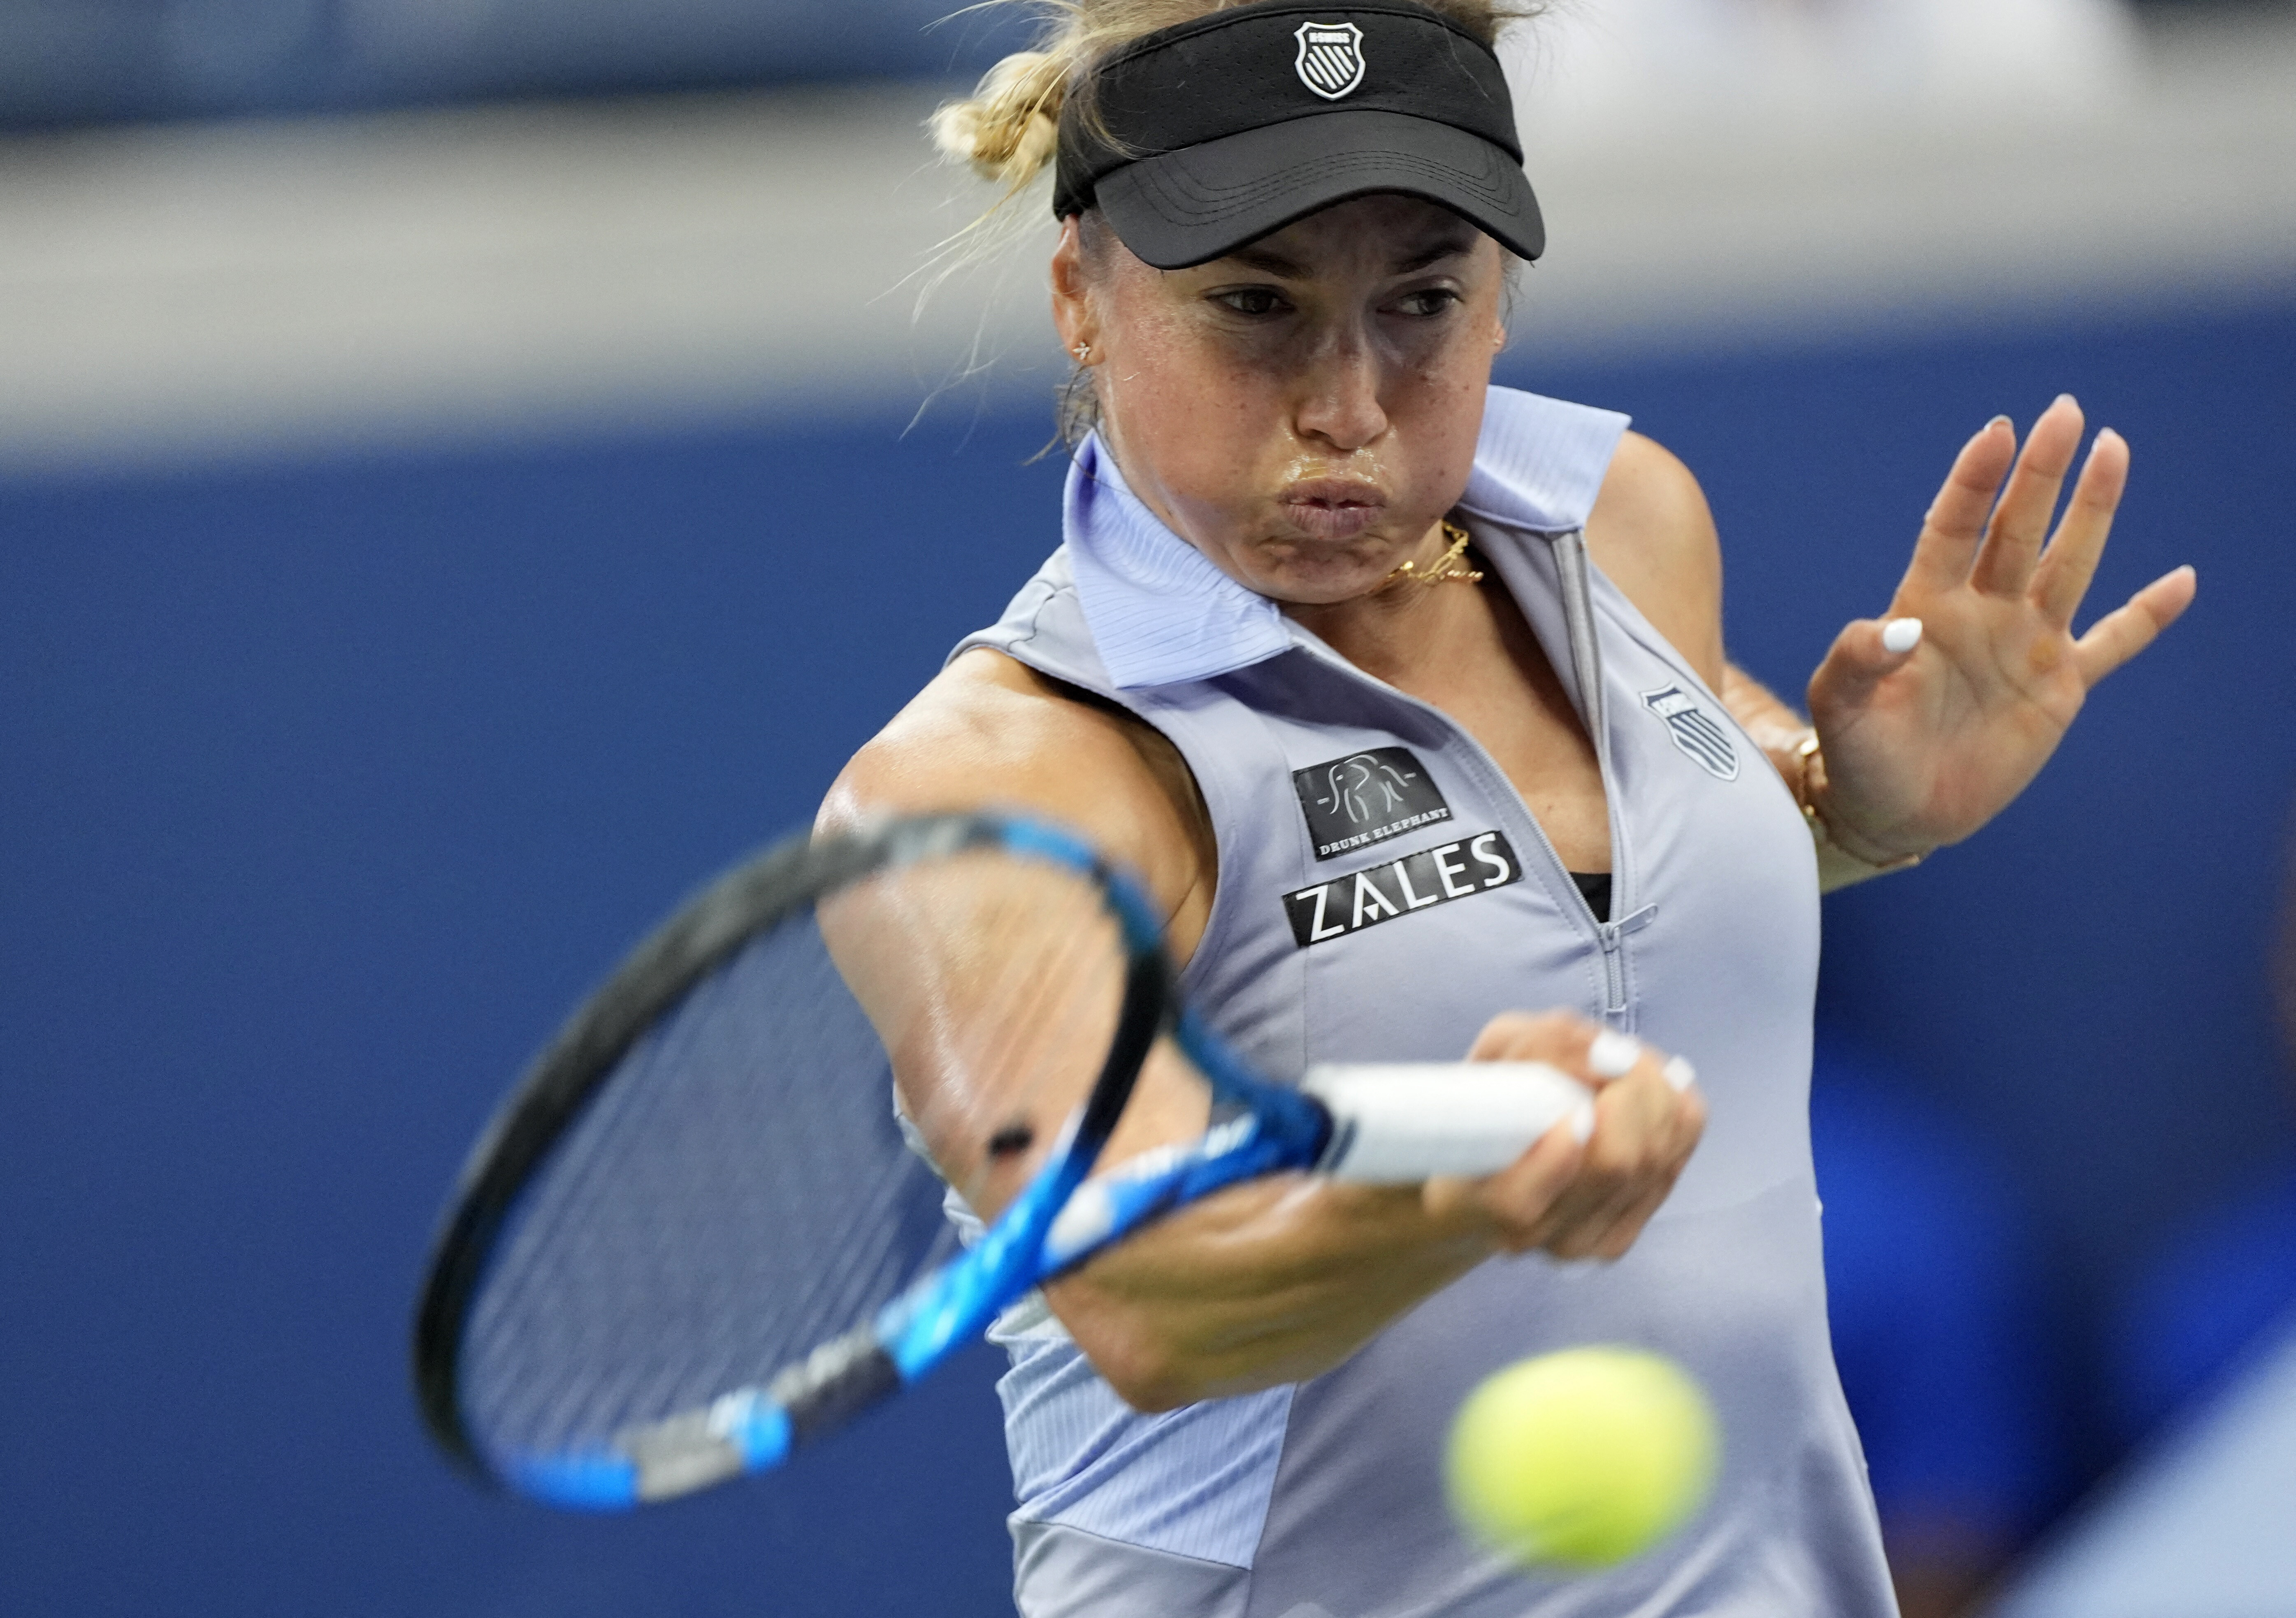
[
  {"left": 1391, "top": 288, "right": 1463, "bottom": 318},
  {"left": 1210, "top": 287, "right": 1291, "bottom": 317}
]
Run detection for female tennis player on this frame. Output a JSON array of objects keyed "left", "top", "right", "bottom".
[{"left": 820, "top": 3, "right": 2195, "bottom": 1613}]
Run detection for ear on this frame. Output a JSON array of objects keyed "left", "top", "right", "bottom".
[{"left": 1050, "top": 216, "right": 1095, "bottom": 358}]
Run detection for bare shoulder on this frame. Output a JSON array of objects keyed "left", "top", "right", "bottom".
[
  {"left": 821, "top": 648, "right": 1217, "bottom": 955},
  {"left": 1583, "top": 431, "right": 1726, "bottom": 689}
]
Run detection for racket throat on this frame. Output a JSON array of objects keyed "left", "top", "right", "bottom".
[{"left": 611, "top": 1324, "right": 903, "bottom": 1502}]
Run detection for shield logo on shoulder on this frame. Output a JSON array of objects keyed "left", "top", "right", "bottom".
[{"left": 1293, "top": 20, "right": 1367, "bottom": 100}]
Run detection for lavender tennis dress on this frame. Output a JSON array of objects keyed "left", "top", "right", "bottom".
[{"left": 947, "top": 386, "right": 1897, "bottom": 1618}]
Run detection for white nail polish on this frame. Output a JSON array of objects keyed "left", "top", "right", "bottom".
[
  {"left": 1587, "top": 1029, "right": 1640, "bottom": 1078},
  {"left": 1881, "top": 617, "right": 1923, "bottom": 655},
  {"left": 1662, "top": 1056, "right": 1697, "bottom": 1092},
  {"left": 1569, "top": 1101, "right": 1596, "bottom": 1144}
]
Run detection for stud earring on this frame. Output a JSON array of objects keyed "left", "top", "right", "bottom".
[{"left": 1073, "top": 342, "right": 1092, "bottom": 362}]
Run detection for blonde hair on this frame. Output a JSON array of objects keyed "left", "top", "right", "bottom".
[{"left": 930, "top": 1, "right": 1536, "bottom": 207}]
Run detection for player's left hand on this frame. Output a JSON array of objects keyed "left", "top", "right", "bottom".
[{"left": 1804, "top": 394, "right": 2196, "bottom": 865}]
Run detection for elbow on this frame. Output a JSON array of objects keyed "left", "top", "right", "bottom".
[
  {"left": 1077, "top": 1325, "right": 1208, "bottom": 1414},
  {"left": 1061, "top": 1304, "right": 1332, "bottom": 1412},
  {"left": 1089, "top": 1329, "right": 1351, "bottom": 1412},
  {"left": 1110, "top": 1367, "right": 1211, "bottom": 1415},
  {"left": 1049, "top": 1283, "right": 1233, "bottom": 1412},
  {"left": 1111, "top": 1375, "right": 1197, "bottom": 1415}
]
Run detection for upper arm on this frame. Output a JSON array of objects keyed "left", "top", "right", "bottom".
[
  {"left": 820, "top": 648, "right": 1214, "bottom": 945},
  {"left": 1583, "top": 431, "right": 1726, "bottom": 691},
  {"left": 818, "top": 649, "right": 1218, "bottom": 1216}
]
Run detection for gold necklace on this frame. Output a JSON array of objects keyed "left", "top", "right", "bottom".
[{"left": 1381, "top": 520, "right": 1483, "bottom": 588}]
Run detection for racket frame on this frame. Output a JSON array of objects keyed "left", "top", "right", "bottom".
[{"left": 411, "top": 812, "right": 1330, "bottom": 1507}]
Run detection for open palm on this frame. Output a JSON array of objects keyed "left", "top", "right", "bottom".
[{"left": 1806, "top": 395, "right": 2196, "bottom": 865}]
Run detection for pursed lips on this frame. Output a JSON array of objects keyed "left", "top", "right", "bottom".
[{"left": 1279, "top": 478, "right": 1386, "bottom": 542}]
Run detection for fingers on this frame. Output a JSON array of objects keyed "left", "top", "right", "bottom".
[
  {"left": 1461, "top": 1022, "right": 1705, "bottom": 1258},
  {"left": 1465, "top": 1008, "right": 1620, "bottom": 1068},
  {"left": 1906, "top": 400, "right": 2132, "bottom": 620},
  {"left": 1424, "top": 1105, "right": 1589, "bottom": 1233},
  {"left": 1804, "top": 613, "right": 1924, "bottom": 729},
  {"left": 1970, "top": 395, "right": 2085, "bottom": 597},
  {"left": 2031, "top": 427, "right": 2131, "bottom": 629},
  {"left": 1903, "top": 416, "right": 2016, "bottom": 595},
  {"left": 1537, "top": 1059, "right": 1705, "bottom": 1261},
  {"left": 2073, "top": 564, "right": 2197, "bottom": 688},
  {"left": 1424, "top": 1011, "right": 1606, "bottom": 1233}
]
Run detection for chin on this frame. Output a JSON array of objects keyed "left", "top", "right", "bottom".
[
  {"left": 1241, "top": 522, "right": 1418, "bottom": 603},
  {"left": 1246, "top": 557, "right": 1385, "bottom": 606}
]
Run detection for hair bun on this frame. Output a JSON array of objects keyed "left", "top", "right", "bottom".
[{"left": 931, "top": 50, "right": 1068, "bottom": 190}]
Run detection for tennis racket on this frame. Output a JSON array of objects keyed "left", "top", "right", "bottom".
[{"left": 413, "top": 811, "right": 1588, "bottom": 1510}]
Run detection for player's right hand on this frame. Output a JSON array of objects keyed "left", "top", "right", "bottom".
[{"left": 1425, "top": 1011, "right": 1705, "bottom": 1263}]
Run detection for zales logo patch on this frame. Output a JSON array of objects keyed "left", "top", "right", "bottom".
[
  {"left": 1292, "top": 746, "right": 1452, "bottom": 861},
  {"left": 1284, "top": 831, "right": 1523, "bottom": 947}
]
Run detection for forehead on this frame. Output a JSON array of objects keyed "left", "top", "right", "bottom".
[{"left": 1207, "top": 194, "right": 1488, "bottom": 276}]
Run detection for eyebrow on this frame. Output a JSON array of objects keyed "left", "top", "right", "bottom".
[
  {"left": 1392, "top": 238, "right": 1476, "bottom": 274},
  {"left": 1219, "top": 235, "right": 1476, "bottom": 279}
]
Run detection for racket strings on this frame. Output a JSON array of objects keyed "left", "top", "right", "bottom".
[
  {"left": 455, "top": 846, "right": 1136, "bottom": 1467},
  {"left": 463, "top": 922, "right": 946, "bottom": 1459}
]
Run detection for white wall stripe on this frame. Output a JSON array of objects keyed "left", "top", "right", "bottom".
[{"left": 0, "top": 12, "right": 2289, "bottom": 471}]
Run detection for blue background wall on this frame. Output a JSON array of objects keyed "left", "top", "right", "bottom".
[
  {"left": 4, "top": 298, "right": 2291, "bottom": 1613},
  {"left": 0, "top": 0, "right": 1037, "bottom": 126}
]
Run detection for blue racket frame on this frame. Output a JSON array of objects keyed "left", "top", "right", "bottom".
[{"left": 457, "top": 815, "right": 1334, "bottom": 1511}]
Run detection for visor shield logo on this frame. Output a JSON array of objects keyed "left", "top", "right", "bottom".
[{"left": 1293, "top": 21, "right": 1367, "bottom": 100}]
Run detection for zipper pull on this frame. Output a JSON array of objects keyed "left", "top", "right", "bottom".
[{"left": 1595, "top": 905, "right": 1657, "bottom": 1017}]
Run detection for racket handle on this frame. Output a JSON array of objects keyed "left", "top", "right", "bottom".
[{"left": 1301, "top": 1062, "right": 1593, "bottom": 1183}]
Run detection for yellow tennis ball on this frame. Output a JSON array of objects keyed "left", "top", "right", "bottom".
[{"left": 1445, "top": 1346, "right": 1719, "bottom": 1573}]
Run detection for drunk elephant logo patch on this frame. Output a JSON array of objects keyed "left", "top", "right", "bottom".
[{"left": 1291, "top": 746, "right": 1452, "bottom": 860}]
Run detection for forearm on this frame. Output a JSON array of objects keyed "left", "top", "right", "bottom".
[
  {"left": 1045, "top": 1174, "right": 1500, "bottom": 1410},
  {"left": 1045, "top": 1015, "right": 1697, "bottom": 1412}
]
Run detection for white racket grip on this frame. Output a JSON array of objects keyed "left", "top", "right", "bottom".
[{"left": 1301, "top": 1062, "right": 1593, "bottom": 1183}]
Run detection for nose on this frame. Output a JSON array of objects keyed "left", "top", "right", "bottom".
[{"left": 1292, "top": 321, "right": 1388, "bottom": 453}]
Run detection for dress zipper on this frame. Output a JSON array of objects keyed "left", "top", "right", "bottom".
[{"left": 1286, "top": 526, "right": 1649, "bottom": 1023}]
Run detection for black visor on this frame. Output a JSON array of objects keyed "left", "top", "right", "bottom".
[{"left": 1054, "top": 1, "right": 1543, "bottom": 270}]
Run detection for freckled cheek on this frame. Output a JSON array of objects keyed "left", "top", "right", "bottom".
[
  {"left": 1385, "top": 339, "right": 1491, "bottom": 487},
  {"left": 1107, "top": 354, "right": 1288, "bottom": 519}
]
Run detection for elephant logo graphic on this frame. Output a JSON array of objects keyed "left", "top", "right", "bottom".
[
  {"left": 1291, "top": 746, "right": 1451, "bottom": 860},
  {"left": 1317, "top": 753, "right": 1416, "bottom": 824}
]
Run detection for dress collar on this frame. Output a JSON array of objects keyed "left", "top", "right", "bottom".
[{"left": 1063, "top": 386, "right": 1631, "bottom": 691}]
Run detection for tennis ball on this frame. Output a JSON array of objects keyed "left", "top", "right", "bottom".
[{"left": 1445, "top": 1346, "right": 1718, "bottom": 1573}]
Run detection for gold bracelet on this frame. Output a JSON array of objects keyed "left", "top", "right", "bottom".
[{"left": 1795, "top": 731, "right": 1925, "bottom": 874}]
